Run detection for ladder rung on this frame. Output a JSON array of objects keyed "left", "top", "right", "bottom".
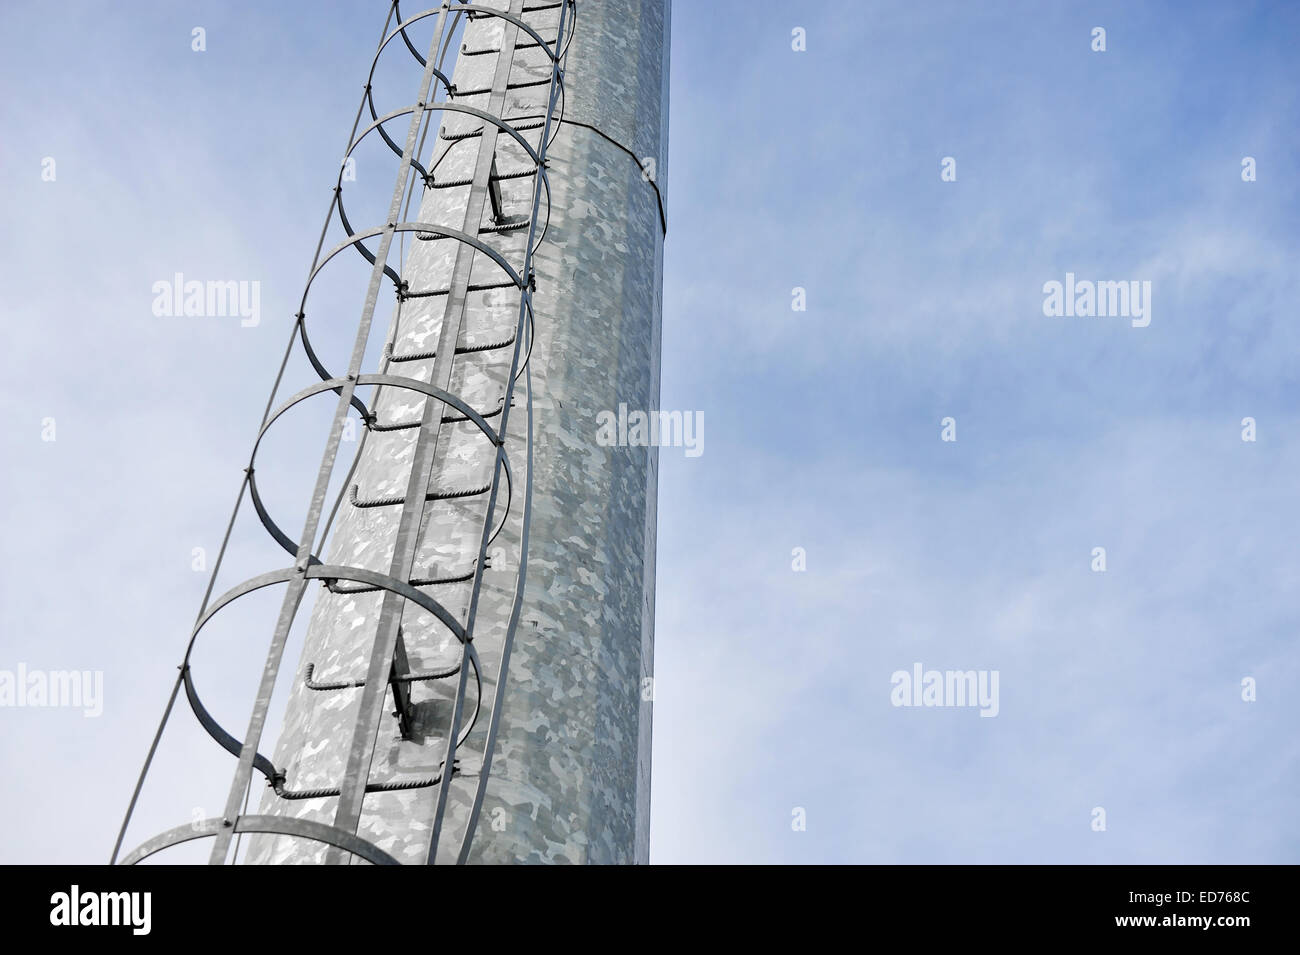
[
  {"left": 442, "top": 119, "right": 545, "bottom": 142},
  {"left": 304, "top": 661, "right": 460, "bottom": 691},
  {"left": 480, "top": 218, "right": 529, "bottom": 235},
  {"left": 389, "top": 333, "right": 517, "bottom": 363},
  {"left": 328, "top": 567, "right": 477, "bottom": 595},
  {"left": 278, "top": 768, "right": 456, "bottom": 801},
  {"left": 371, "top": 397, "right": 506, "bottom": 432},
  {"left": 349, "top": 482, "right": 492, "bottom": 509},
  {"left": 427, "top": 167, "right": 536, "bottom": 190},
  {"left": 452, "top": 77, "right": 552, "bottom": 98},
  {"left": 468, "top": 2, "right": 562, "bottom": 19},
  {"left": 462, "top": 40, "right": 543, "bottom": 57},
  {"left": 400, "top": 279, "right": 518, "bottom": 299}
]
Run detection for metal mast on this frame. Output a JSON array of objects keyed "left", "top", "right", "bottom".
[{"left": 114, "top": 0, "right": 668, "bottom": 865}]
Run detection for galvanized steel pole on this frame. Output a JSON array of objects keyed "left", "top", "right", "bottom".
[{"left": 117, "top": 0, "right": 667, "bottom": 867}]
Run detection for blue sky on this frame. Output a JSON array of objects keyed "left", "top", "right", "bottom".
[{"left": 1, "top": 0, "right": 1297, "bottom": 863}]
